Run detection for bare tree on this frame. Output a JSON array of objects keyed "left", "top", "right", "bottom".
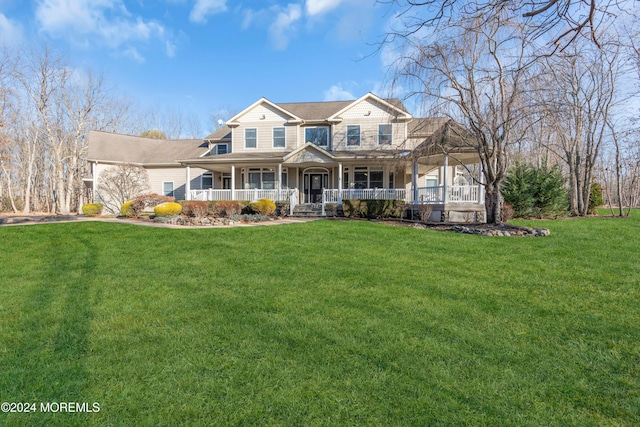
[
  {"left": 97, "top": 164, "right": 150, "bottom": 214},
  {"left": 538, "top": 40, "right": 624, "bottom": 216},
  {"left": 392, "top": 11, "right": 536, "bottom": 223},
  {"left": 384, "top": 1, "right": 630, "bottom": 53}
]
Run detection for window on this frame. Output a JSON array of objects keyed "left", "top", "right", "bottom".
[
  {"left": 426, "top": 176, "right": 438, "bottom": 187},
  {"left": 388, "top": 171, "right": 395, "bottom": 188},
  {"left": 353, "top": 167, "right": 384, "bottom": 189},
  {"left": 247, "top": 168, "right": 261, "bottom": 189},
  {"left": 347, "top": 125, "right": 360, "bottom": 146},
  {"left": 243, "top": 168, "right": 286, "bottom": 189},
  {"left": 343, "top": 167, "right": 349, "bottom": 189},
  {"left": 245, "top": 128, "right": 257, "bottom": 149},
  {"left": 378, "top": 124, "right": 392, "bottom": 145},
  {"left": 163, "top": 182, "right": 174, "bottom": 197},
  {"left": 273, "top": 127, "right": 286, "bottom": 148},
  {"left": 354, "top": 167, "right": 368, "bottom": 189},
  {"left": 370, "top": 169, "right": 384, "bottom": 188},
  {"left": 201, "top": 172, "right": 213, "bottom": 189},
  {"left": 222, "top": 173, "right": 231, "bottom": 189},
  {"left": 305, "top": 127, "right": 329, "bottom": 148},
  {"left": 216, "top": 143, "right": 229, "bottom": 155}
]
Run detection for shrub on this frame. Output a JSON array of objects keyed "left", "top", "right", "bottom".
[
  {"left": 81, "top": 203, "right": 103, "bottom": 217},
  {"left": 121, "top": 200, "right": 135, "bottom": 217},
  {"left": 588, "top": 182, "right": 604, "bottom": 214},
  {"left": 154, "top": 202, "right": 182, "bottom": 217},
  {"left": 502, "top": 161, "right": 568, "bottom": 218},
  {"left": 248, "top": 198, "right": 276, "bottom": 216},
  {"left": 275, "top": 201, "right": 290, "bottom": 216},
  {"left": 342, "top": 199, "right": 404, "bottom": 219},
  {"left": 417, "top": 204, "right": 433, "bottom": 222},
  {"left": 181, "top": 201, "right": 209, "bottom": 218},
  {"left": 211, "top": 201, "right": 245, "bottom": 217},
  {"left": 122, "top": 193, "right": 175, "bottom": 217},
  {"left": 502, "top": 203, "right": 514, "bottom": 221}
]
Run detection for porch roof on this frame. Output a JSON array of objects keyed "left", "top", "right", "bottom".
[
  {"left": 177, "top": 144, "right": 409, "bottom": 171},
  {"left": 410, "top": 120, "right": 480, "bottom": 166}
]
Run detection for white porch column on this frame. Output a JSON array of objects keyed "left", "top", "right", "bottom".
[
  {"left": 185, "top": 166, "right": 191, "bottom": 200},
  {"left": 230, "top": 164, "right": 236, "bottom": 200},
  {"left": 411, "top": 161, "right": 419, "bottom": 203},
  {"left": 92, "top": 162, "right": 97, "bottom": 203},
  {"left": 337, "top": 162, "right": 343, "bottom": 202},
  {"left": 478, "top": 165, "right": 484, "bottom": 203},
  {"left": 277, "top": 163, "right": 282, "bottom": 201},
  {"left": 443, "top": 154, "right": 449, "bottom": 203}
]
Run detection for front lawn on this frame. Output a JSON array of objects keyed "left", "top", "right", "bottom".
[{"left": 0, "top": 215, "right": 638, "bottom": 426}]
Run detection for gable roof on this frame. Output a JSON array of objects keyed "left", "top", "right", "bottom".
[
  {"left": 87, "top": 130, "right": 210, "bottom": 166},
  {"left": 328, "top": 93, "right": 412, "bottom": 122}
]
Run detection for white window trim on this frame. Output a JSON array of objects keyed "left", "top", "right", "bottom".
[
  {"left": 245, "top": 128, "right": 257, "bottom": 149},
  {"left": 305, "top": 126, "right": 330, "bottom": 150},
  {"left": 347, "top": 125, "right": 361, "bottom": 147},
  {"left": 163, "top": 181, "right": 174, "bottom": 197},
  {"left": 201, "top": 172, "right": 213, "bottom": 189},
  {"left": 273, "top": 127, "right": 286, "bottom": 148}
]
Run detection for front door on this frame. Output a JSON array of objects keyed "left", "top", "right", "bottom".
[{"left": 309, "top": 174, "right": 323, "bottom": 203}]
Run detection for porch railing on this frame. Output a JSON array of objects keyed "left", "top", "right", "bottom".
[
  {"left": 415, "top": 185, "right": 483, "bottom": 204},
  {"left": 323, "top": 188, "right": 408, "bottom": 203},
  {"left": 189, "top": 188, "right": 295, "bottom": 202},
  {"left": 188, "top": 185, "right": 483, "bottom": 216}
]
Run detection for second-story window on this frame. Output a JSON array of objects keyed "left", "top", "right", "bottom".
[
  {"left": 245, "top": 128, "right": 257, "bottom": 149},
  {"left": 305, "top": 127, "right": 329, "bottom": 149},
  {"left": 273, "top": 127, "right": 285, "bottom": 148},
  {"left": 347, "top": 125, "right": 360, "bottom": 146},
  {"left": 378, "top": 124, "right": 392, "bottom": 145}
]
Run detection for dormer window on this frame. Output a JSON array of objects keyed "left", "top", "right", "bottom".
[{"left": 216, "top": 143, "right": 229, "bottom": 155}]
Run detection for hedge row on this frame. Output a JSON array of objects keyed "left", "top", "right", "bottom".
[{"left": 342, "top": 199, "right": 405, "bottom": 219}]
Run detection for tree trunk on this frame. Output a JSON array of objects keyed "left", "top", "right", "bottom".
[{"left": 484, "top": 186, "right": 503, "bottom": 224}]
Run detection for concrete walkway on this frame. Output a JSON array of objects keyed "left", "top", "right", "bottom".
[{"left": 0, "top": 214, "right": 320, "bottom": 229}]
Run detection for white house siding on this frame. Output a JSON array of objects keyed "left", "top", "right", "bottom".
[
  {"left": 146, "top": 167, "right": 191, "bottom": 200},
  {"left": 232, "top": 104, "right": 296, "bottom": 153},
  {"left": 331, "top": 100, "right": 403, "bottom": 151}
]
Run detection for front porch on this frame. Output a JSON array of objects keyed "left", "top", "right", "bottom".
[{"left": 187, "top": 184, "right": 485, "bottom": 221}]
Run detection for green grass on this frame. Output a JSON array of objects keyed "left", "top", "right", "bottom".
[{"left": 0, "top": 214, "right": 638, "bottom": 426}]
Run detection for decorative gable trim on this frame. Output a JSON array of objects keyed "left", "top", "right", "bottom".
[
  {"left": 283, "top": 142, "right": 336, "bottom": 164},
  {"left": 226, "top": 97, "right": 303, "bottom": 127},
  {"left": 328, "top": 93, "right": 413, "bottom": 122}
]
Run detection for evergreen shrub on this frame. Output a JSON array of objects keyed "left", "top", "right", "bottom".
[
  {"left": 81, "top": 203, "right": 103, "bottom": 217},
  {"left": 248, "top": 199, "right": 276, "bottom": 216},
  {"left": 154, "top": 202, "right": 182, "bottom": 217},
  {"left": 121, "top": 201, "right": 134, "bottom": 217},
  {"left": 502, "top": 161, "right": 568, "bottom": 218},
  {"left": 589, "top": 183, "right": 604, "bottom": 214},
  {"left": 342, "top": 199, "right": 404, "bottom": 219}
]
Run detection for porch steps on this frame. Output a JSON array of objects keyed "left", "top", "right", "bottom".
[{"left": 292, "top": 203, "right": 325, "bottom": 217}]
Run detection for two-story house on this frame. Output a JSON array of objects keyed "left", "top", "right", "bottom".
[{"left": 87, "top": 93, "right": 485, "bottom": 221}]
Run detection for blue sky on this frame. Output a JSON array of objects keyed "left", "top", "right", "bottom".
[{"left": 0, "top": 0, "right": 401, "bottom": 133}]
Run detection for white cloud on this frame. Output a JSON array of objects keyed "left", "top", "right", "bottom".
[
  {"left": 123, "top": 46, "right": 145, "bottom": 63},
  {"left": 0, "top": 13, "right": 23, "bottom": 46},
  {"left": 166, "top": 40, "right": 176, "bottom": 58},
  {"left": 269, "top": 4, "right": 302, "bottom": 50},
  {"left": 323, "top": 84, "right": 355, "bottom": 101},
  {"left": 306, "top": 0, "right": 343, "bottom": 16},
  {"left": 189, "top": 0, "right": 227, "bottom": 23},
  {"left": 35, "top": 0, "right": 171, "bottom": 59}
]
